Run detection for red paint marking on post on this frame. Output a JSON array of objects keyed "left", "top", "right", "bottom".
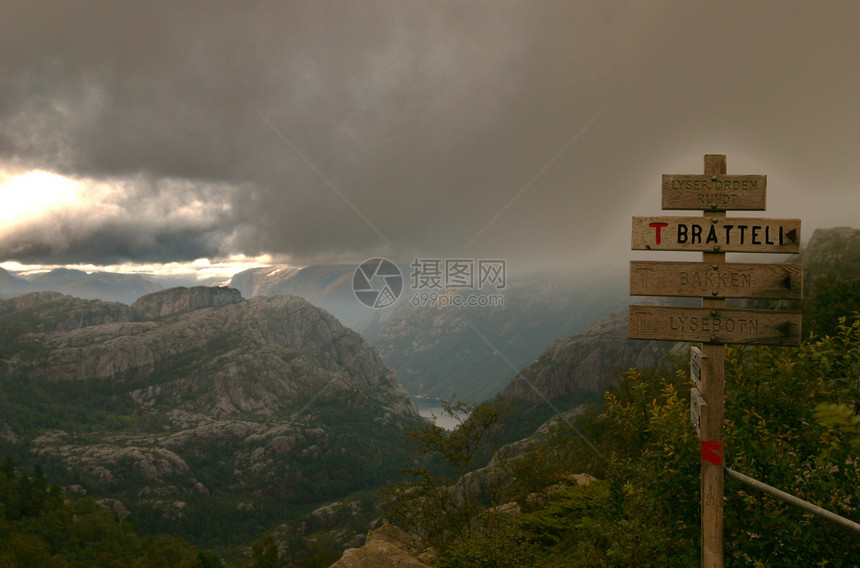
[
  {"left": 649, "top": 222, "right": 669, "bottom": 244},
  {"left": 702, "top": 440, "right": 724, "bottom": 466}
]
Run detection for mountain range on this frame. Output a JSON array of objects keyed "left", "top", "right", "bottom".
[
  {"left": 0, "top": 267, "right": 233, "bottom": 305},
  {"left": 1, "top": 263, "right": 633, "bottom": 404},
  {"left": 4, "top": 226, "right": 856, "bottom": 411},
  {"left": 0, "top": 267, "right": 163, "bottom": 304}
]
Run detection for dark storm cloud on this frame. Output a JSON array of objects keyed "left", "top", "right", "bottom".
[
  {"left": 1, "top": 1, "right": 858, "bottom": 268},
  {"left": 0, "top": 219, "right": 227, "bottom": 265}
]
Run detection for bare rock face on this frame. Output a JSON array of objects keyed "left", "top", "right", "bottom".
[
  {"left": 131, "top": 286, "right": 243, "bottom": 320},
  {"left": 501, "top": 308, "right": 670, "bottom": 402},
  {"left": 23, "top": 293, "right": 416, "bottom": 418},
  {"left": 31, "top": 434, "right": 195, "bottom": 487},
  {"left": 330, "top": 521, "right": 431, "bottom": 568},
  {"left": 95, "top": 498, "right": 132, "bottom": 523}
]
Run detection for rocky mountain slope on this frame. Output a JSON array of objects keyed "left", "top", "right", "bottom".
[
  {"left": 0, "top": 287, "right": 422, "bottom": 545},
  {"left": 500, "top": 308, "right": 671, "bottom": 403}
]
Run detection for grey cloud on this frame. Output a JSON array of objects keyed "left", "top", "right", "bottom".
[
  {"left": 0, "top": 174, "right": 236, "bottom": 264},
  {"left": 1, "top": 1, "right": 858, "bottom": 269}
]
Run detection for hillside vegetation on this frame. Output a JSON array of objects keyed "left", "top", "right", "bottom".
[
  {"left": 0, "top": 461, "right": 223, "bottom": 567},
  {"left": 381, "top": 317, "right": 859, "bottom": 567}
]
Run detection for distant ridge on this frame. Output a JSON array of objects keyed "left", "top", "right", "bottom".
[{"left": 0, "top": 267, "right": 162, "bottom": 304}]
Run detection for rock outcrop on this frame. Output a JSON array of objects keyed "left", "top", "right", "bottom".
[
  {"left": 23, "top": 292, "right": 415, "bottom": 417},
  {"left": 131, "top": 285, "right": 243, "bottom": 319},
  {"left": 330, "top": 521, "right": 431, "bottom": 568}
]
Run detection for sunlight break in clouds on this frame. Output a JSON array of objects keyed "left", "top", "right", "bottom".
[
  {"left": 0, "top": 254, "right": 279, "bottom": 282},
  {"left": 0, "top": 168, "right": 238, "bottom": 265},
  {"left": 0, "top": 170, "right": 79, "bottom": 226}
]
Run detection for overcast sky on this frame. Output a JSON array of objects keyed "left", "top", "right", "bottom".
[{"left": 1, "top": 0, "right": 858, "bottom": 277}]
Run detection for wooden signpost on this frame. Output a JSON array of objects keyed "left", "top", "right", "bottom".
[
  {"left": 631, "top": 216, "right": 800, "bottom": 254},
  {"left": 662, "top": 174, "right": 767, "bottom": 211},
  {"left": 628, "top": 155, "right": 803, "bottom": 568},
  {"left": 628, "top": 305, "right": 802, "bottom": 346},
  {"left": 630, "top": 261, "right": 802, "bottom": 299}
]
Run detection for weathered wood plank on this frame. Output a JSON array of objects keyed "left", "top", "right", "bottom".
[
  {"left": 630, "top": 261, "right": 803, "bottom": 299},
  {"left": 662, "top": 174, "right": 766, "bottom": 211},
  {"left": 690, "top": 346, "right": 706, "bottom": 391},
  {"left": 691, "top": 387, "right": 707, "bottom": 437},
  {"left": 628, "top": 305, "right": 802, "bottom": 345},
  {"left": 632, "top": 216, "right": 800, "bottom": 253}
]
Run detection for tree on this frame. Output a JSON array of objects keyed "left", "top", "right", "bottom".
[
  {"left": 385, "top": 398, "right": 507, "bottom": 550},
  {"left": 192, "top": 551, "right": 224, "bottom": 568},
  {"left": 251, "top": 533, "right": 280, "bottom": 568},
  {"left": 134, "top": 535, "right": 200, "bottom": 568},
  {"left": 722, "top": 319, "right": 860, "bottom": 566},
  {"left": 803, "top": 276, "right": 860, "bottom": 338}
]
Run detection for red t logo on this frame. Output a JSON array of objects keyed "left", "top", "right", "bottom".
[{"left": 649, "top": 222, "right": 669, "bottom": 245}]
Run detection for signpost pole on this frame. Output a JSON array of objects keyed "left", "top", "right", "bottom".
[{"left": 701, "top": 154, "right": 726, "bottom": 568}]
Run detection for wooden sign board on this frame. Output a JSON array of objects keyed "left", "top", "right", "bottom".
[
  {"left": 691, "top": 387, "right": 707, "bottom": 438},
  {"left": 630, "top": 261, "right": 803, "bottom": 300},
  {"left": 691, "top": 346, "right": 706, "bottom": 391},
  {"left": 628, "top": 305, "right": 802, "bottom": 346},
  {"left": 662, "top": 174, "right": 766, "bottom": 211},
  {"left": 632, "top": 216, "right": 800, "bottom": 254}
]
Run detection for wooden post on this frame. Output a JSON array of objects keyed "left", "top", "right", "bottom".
[{"left": 701, "top": 154, "right": 725, "bottom": 567}]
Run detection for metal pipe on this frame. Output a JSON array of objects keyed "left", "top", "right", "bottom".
[{"left": 724, "top": 467, "right": 860, "bottom": 535}]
